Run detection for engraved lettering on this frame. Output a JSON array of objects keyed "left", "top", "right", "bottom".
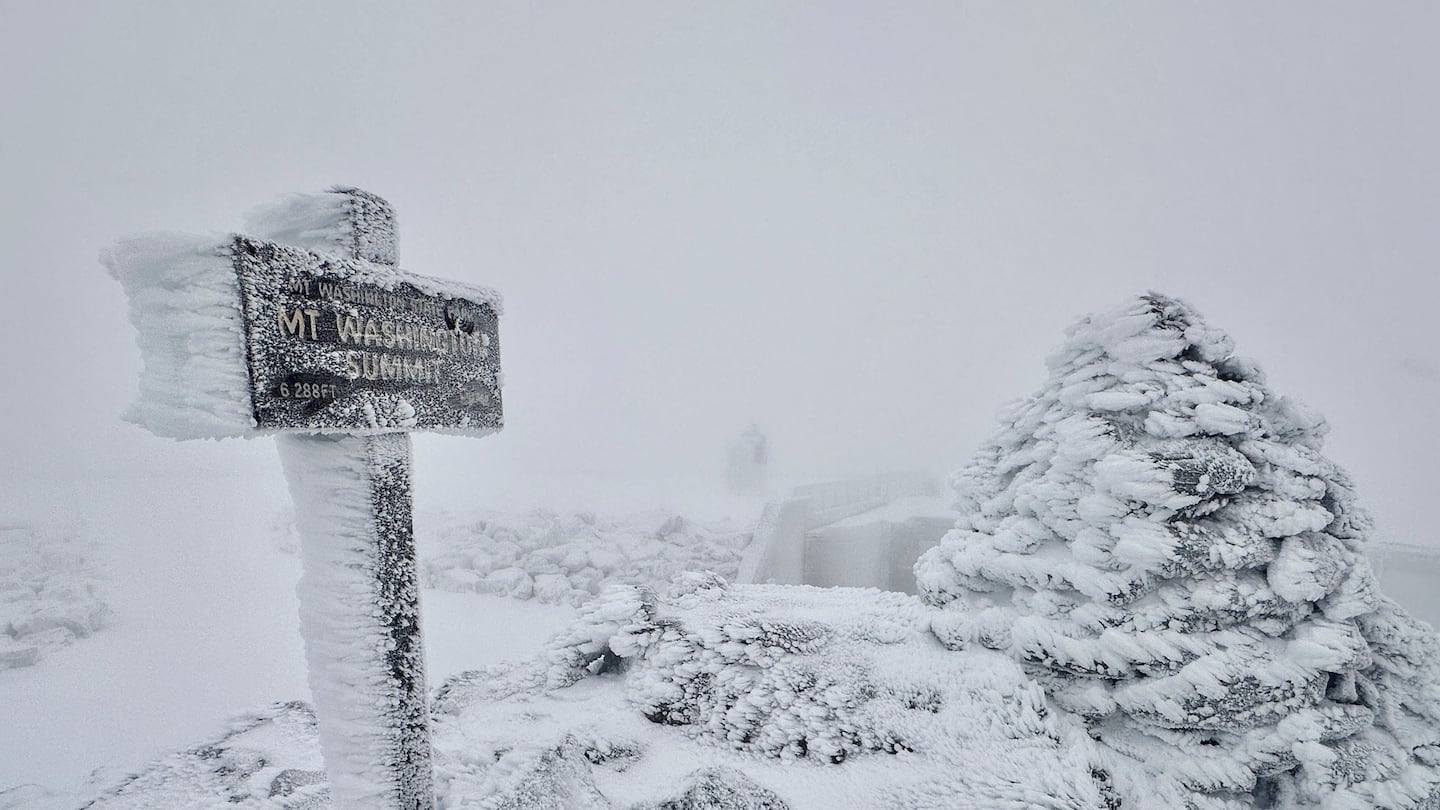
[
  {"left": 337, "top": 314, "right": 363, "bottom": 344},
  {"left": 279, "top": 307, "right": 307, "bottom": 338}
]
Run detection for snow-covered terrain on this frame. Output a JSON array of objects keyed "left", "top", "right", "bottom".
[
  {"left": 0, "top": 523, "right": 109, "bottom": 670},
  {"left": 9, "top": 295, "right": 1440, "bottom": 808},
  {"left": 0, "top": 463, "right": 755, "bottom": 807},
  {"left": 73, "top": 577, "right": 1112, "bottom": 809},
  {"left": 277, "top": 505, "right": 757, "bottom": 608},
  {"left": 416, "top": 510, "right": 753, "bottom": 606},
  {"left": 7, "top": 454, "right": 1440, "bottom": 806},
  {"left": 10, "top": 2, "right": 1440, "bottom": 806},
  {"left": 1, "top": 464, "right": 308, "bottom": 805}
]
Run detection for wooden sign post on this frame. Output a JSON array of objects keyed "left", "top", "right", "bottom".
[{"left": 105, "top": 188, "right": 503, "bottom": 809}]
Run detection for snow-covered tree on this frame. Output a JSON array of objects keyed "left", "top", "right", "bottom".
[{"left": 916, "top": 293, "right": 1440, "bottom": 808}]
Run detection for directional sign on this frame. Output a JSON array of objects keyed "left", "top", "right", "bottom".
[
  {"left": 108, "top": 187, "right": 503, "bottom": 810},
  {"left": 232, "top": 236, "right": 502, "bottom": 433}
]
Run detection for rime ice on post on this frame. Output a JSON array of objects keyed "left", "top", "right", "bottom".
[{"left": 104, "top": 188, "right": 503, "bottom": 809}]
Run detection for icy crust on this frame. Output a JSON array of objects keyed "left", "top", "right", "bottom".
[
  {"left": 420, "top": 511, "right": 753, "bottom": 605},
  {"left": 106, "top": 229, "right": 504, "bottom": 440},
  {"left": 245, "top": 186, "right": 399, "bottom": 268},
  {"left": 244, "top": 188, "right": 361, "bottom": 262},
  {"left": 235, "top": 235, "right": 502, "bottom": 315},
  {"left": 243, "top": 188, "right": 501, "bottom": 311},
  {"left": 0, "top": 523, "right": 109, "bottom": 670},
  {"left": 277, "top": 433, "right": 431, "bottom": 809},
  {"left": 101, "top": 233, "right": 254, "bottom": 440},
  {"left": 914, "top": 294, "right": 1440, "bottom": 808},
  {"left": 104, "top": 188, "right": 503, "bottom": 442}
]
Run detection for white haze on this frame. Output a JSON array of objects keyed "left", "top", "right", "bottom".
[{"left": 2, "top": 2, "right": 1439, "bottom": 542}]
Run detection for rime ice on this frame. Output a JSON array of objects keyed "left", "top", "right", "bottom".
[
  {"left": 916, "top": 293, "right": 1440, "bottom": 808},
  {"left": 103, "top": 187, "right": 508, "bottom": 810},
  {"left": 103, "top": 189, "right": 503, "bottom": 440}
]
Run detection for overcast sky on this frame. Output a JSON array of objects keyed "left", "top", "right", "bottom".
[{"left": 3, "top": 2, "right": 1439, "bottom": 540}]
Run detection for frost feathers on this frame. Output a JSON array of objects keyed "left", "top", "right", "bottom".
[
  {"left": 916, "top": 293, "right": 1440, "bottom": 808},
  {"left": 101, "top": 234, "right": 254, "bottom": 439}
]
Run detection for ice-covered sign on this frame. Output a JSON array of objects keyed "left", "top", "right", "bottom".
[
  {"left": 106, "top": 187, "right": 501, "bottom": 440},
  {"left": 233, "top": 235, "right": 501, "bottom": 433},
  {"left": 106, "top": 187, "right": 500, "bottom": 810}
]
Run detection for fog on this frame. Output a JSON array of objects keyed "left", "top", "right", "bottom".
[{"left": 3, "top": 3, "right": 1439, "bottom": 541}]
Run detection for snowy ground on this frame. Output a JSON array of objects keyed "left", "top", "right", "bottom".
[
  {"left": 0, "top": 459, "right": 768, "bottom": 805},
  {"left": 0, "top": 462, "right": 573, "bottom": 805},
  {"left": 2, "top": 464, "right": 304, "bottom": 801},
  {"left": 4, "top": 460, "right": 1439, "bottom": 807},
  {"left": 67, "top": 580, "right": 1110, "bottom": 810},
  {"left": 1, "top": 523, "right": 109, "bottom": 670}
]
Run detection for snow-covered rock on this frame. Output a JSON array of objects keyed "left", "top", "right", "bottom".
[
  {"left": 496, "top": 575, "right": 1113, "bottom": 808},
  {"left": 630, "top": 767, "right": 789, "bottom": 809},
  {"left": 81, "top": 701, "right": 328, "bottom": 809},
  {"left": 485, "top": 737, "right": 613, "bottom": 810},
  {"left": 0, "top": 524, "right": 109, "bottom": 670},
  {"left": 915, "top": 293, "right": 1440, "bottom": 808},
  {"left": 272, "top": 507, "right": 754, "bottom": 606},
  {"left": 417, "top": 511, "right": 753, "bottom": 606},
  {"left": 83, "top": 575, "right": 1129, "bottom": 808}
]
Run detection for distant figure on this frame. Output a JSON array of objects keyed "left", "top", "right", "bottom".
[{"left": 726, "top": 423, "right": 769, "bottom": 496}]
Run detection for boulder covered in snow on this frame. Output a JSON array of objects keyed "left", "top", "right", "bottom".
[
  {"left": 79, "top": 572, "right": 1116, "bottom": 808},
  {"left": 418, "top": 510, "right": 753, "bottom": 606},
  {"left": 81, "top": 701, "right": 329, "bottom": 809},
  {"left": 915, "top": 293, "right": 1440, "bottom": 808},
  {"left": 631, "top": 767, "right": 789, "bottom": 810},
  {"left": 0, "top": 524, "right": 109, "bottom": 670},
  {"left": 433, "top": 574, "right": 1116, "bottom": 809},
  {"left": 488, "top": 737, "right": 613, "bottom": 810}
]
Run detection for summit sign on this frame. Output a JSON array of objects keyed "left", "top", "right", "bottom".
[
  {"left": 232, "top": 235, "right": 501, "bottom": 433},
  {"left": 107, "top": 187, "right": 504, "bottom": 810}
]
